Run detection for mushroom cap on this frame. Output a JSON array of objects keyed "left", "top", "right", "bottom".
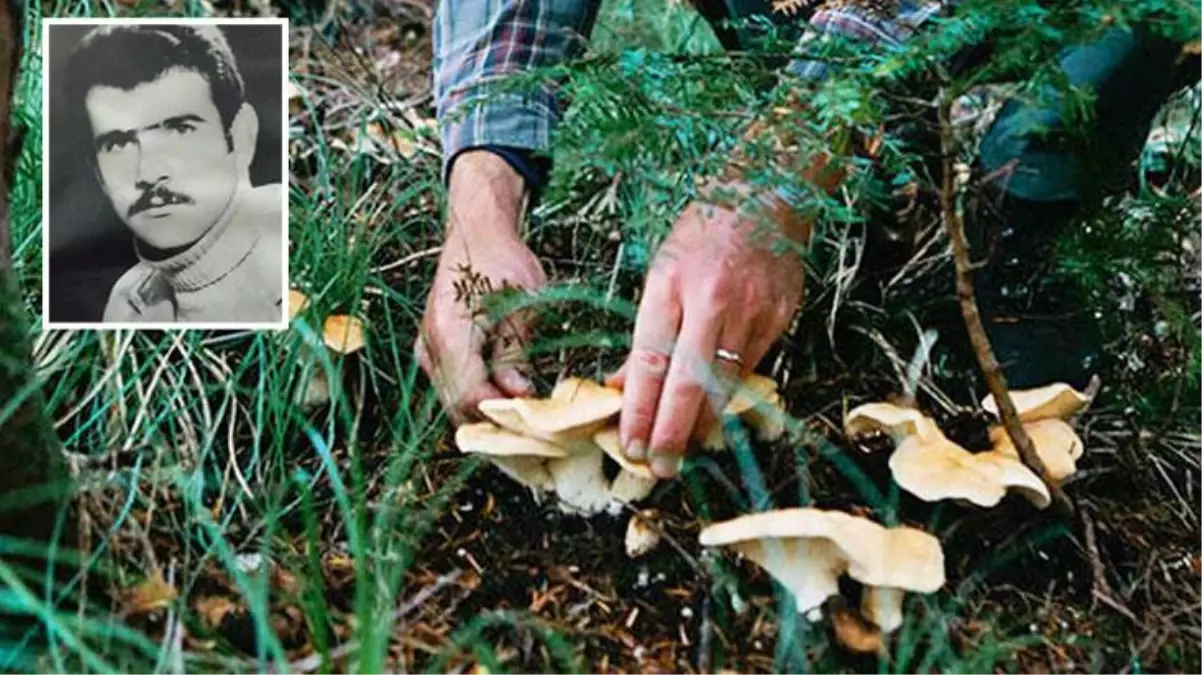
[
  {"left": 478, "top": 399, "right": 546, "bottom": 437},
  {"left": 593, "top": 428, "right": 656, "bottom": 480},
  {"left": 700, "top": 508, "right": 923, "bottom": 618},
  {"left": 989, "top": 418, "right": 1083, "bottom": 482},
  {"left": 726, "top": 374, "right": 780, "bottom": 416},
  {"left": 624, "top": 510, "right": 662, "bottom": 558},
  {"left": 288, "top": 290, "right": 310, "bottom": 320},
  {"left": 323, "top": 315, "right": 366, "bottom": 354},
  {"left": 697, "top": 377, "right": 786, "bottom": 451},
  {"left": 981, "top": 383, "right": 1089, "bottom": 423},
  {"left": 550, "top": 376, "right": 616, "bottom": 402},
  {"left": 744, "top": 392, "right": 787, "bottom": 443},
  {"left": 454, "top": 422, "right": 569, "bottom": 459},
  {"left": 888, "top": 431, "right": 1050, "bottom": 509},
  {"left": 844, "top": 402, "right": 940, "bottom": 442},
  {"left": 699, "top": 508, "right": 879, "bottom": 550},
  {"left": 844, "top": 526, "right": 945, "bottom": 594},
  {"left": 830, "top": 598, "right": 885, "bottom": 654},
  {"left": 969, "top": 452, "right": 1052, "bottom": 509},
  {"left": 512, "top": 378, "right": 622, "bottom": 435}
]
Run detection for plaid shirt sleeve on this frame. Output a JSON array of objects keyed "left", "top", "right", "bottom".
[
  {"left": 433, "top": 0, "right": 602, "bottom": 184},
  {"left": 787, "top": 1, "right": 945, "bottom": 81}
]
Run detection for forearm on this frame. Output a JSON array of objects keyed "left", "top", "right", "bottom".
[{"left": 709, "top": 2, "right": 943, "bottom": 245}]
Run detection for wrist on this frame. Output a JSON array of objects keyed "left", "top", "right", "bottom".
[
  {"left": 698, "top": 178, "right": 816, "bottom": 247},
  {"left": 446, "top": 150, "right": 528, "bottom": 243}
]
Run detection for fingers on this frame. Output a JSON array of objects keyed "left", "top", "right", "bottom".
[
  {"left": 604, "top": 361, "right": 628, "bottom": 390},
  {"left": 416, "top": 319, "right": 505, "bottom": 425},
  {"left": 490, "top": 311, "right": 536, "bottom": 397},
  {"left": 693, "top": 316, "right": 753, "bottom": 446},
  {"left": 619, "top": 277, "right": 681, "bottom": 467},
  {"left": 645, "top": 300, "right": 725, "bottom": 479}
]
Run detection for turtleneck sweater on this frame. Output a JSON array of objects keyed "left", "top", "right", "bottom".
[{"left": 102, "top": 183, "right": 284, "bottom": 324}]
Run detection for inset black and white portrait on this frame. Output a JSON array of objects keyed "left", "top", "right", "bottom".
[{"left": 43, "top": 19, "right": 289, "bottom": 329}]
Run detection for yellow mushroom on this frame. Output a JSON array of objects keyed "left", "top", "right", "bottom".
[
  {"left": 624, "top": 509, "right": 662, "bottom": 559},
  {"left": 453, "top": 422, "right": 568, "bottom": 493},
  {"left": 701, "top": 374, "right": 788, "bottom": 451},
  {"left": 475, "top": 379, "right": 633, "bottom": 515},
  {"left": 322, "top": 315, "right": 367, "bottom": 355},
  {"left": 845, "top": 382, "right": 1092, "bottom": 509},
  {"left": 888, "top": 430, "right": 1051, "bottom": 509},
  {"left": 843, "top": 402, "right": 941, "bottom": 442},
  {"left": 980, "top": 383, "right": 1090, "bottom": 483},
  {"left": 594, "top": 427, "right": 658, "bottom": 504},
  {"left": 700, "top": 508, "right": 945, "bottom": 632},
  {"left": 980, "top": 382, "right": 1089, "bottom": 423},
  {"left": 988, "top": 418, "right": 1083, "bottom": 482}
]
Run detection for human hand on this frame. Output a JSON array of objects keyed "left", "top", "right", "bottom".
[
  {"left": 415, "top": 151, "right": 546, "bottom": 423},
  {"left": 606, "top": 196, "right": 809, "bottom": 478}
]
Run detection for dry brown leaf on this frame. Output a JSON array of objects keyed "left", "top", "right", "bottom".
[
  {"left": 322, "top": 315, "right": 366, "bottom": 354},
  {"left": 194, "top": 595, "right": 239, "bottom": 629},
  {"left": 360, "top": 122, "right": 419, "bottom": 160},
  {"left": 124, "top": 572, "right": 178, "bottom": 615},
  {"left": 272, "top": 566, "right": 301, "bottom": 595},
  {"left": 271, "top": 605, "right": 307, "bottom": 647},
  {"left": 829, "top": 600, "right": 884, "bottom": 655}
]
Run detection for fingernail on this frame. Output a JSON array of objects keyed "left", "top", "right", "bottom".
[
  {"left": 650, "top": 455, "right": 682, "bottom": 479},
  {"left": 497, "top": 370, "right": 534, "bottom": 397},
  {"left": 625, "top": 439, "right": 647, "bottom": 462}
]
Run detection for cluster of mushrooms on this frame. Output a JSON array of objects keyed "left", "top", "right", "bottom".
[
  {"left": 454, "top": 375, "right": 787, "bottom": 517},
  {"left": 455, "top": 374, "right": 1092, "bottom": 646}
]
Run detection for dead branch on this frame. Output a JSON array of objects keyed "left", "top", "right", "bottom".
[{"left": 935, "top": 92, "right": 1075, "bottom": 517}]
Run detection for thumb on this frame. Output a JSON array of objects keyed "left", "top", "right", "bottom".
[
  {"left": 604, "top": 359, "right": 629, "bottom": 390},
  {"left": 418, "top": 324, "right": 506, "bottom": 424},
  {"left": 490, "top": 312, "right": 536, "bottom": 397}
]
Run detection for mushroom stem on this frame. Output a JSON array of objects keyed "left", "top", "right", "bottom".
[
  {"left": 547, "top": 451, "right": 611, "bottom": 516},
  {"left": 487, "top": 456, "right": 555, "bottom": 493},
  {"left": 609, "top": 471, "right": 657, "bottom": 505},
  {"left": 735, "top": 538, "right": 845, "bottom": 620},
  {"left": 861, "top": 586, "right": 906, "bottom": 634},
  {"left": 935, "top": 96, "right": 1073, "bottom": 517}
]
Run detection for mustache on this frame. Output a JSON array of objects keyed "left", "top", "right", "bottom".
[{"left": 128, "top": 184, "right": 194, "bottom": 218}]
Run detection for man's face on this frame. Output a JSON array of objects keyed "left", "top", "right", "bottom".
[{"left": 85, "top": 67, "right": 240, "bottom": 249}]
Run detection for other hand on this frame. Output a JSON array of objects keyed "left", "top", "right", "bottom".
[{"left": 607, "top": 197, "right": 808, "bottom": 478}]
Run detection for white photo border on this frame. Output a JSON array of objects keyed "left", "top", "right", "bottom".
[{"left": 40, "top": 17, "right": 291, "bottom": 332}]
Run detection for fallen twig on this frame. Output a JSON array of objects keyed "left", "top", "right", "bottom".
[
  {"left": 695, "top": 593, "right": 713, "bottom": 673},
  {"left": 935, "top": 91, "right": 1074, "bottom": 517},
  {"left": 1080, "top": 506, "right": 1137, "bottom": 622}
]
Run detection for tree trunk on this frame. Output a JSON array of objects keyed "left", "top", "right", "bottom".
[{"left": 0, "top": 0, "right": 69, "bottom": 550}]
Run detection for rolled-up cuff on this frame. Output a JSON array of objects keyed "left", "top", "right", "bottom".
[
  {"left": 786, "top": 4, "right": 941, "bottom": 81},
  {"left": 438, "top": 86, "right": 558, "bottom": 186}
]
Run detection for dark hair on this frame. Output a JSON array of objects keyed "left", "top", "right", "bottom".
[{"left": 62, "top": 24, "right": 245, "bottom": 150}]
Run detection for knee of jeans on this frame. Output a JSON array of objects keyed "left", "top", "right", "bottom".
[{"left": 978, "top": 102, "right": 1082, "bottom": 204}]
